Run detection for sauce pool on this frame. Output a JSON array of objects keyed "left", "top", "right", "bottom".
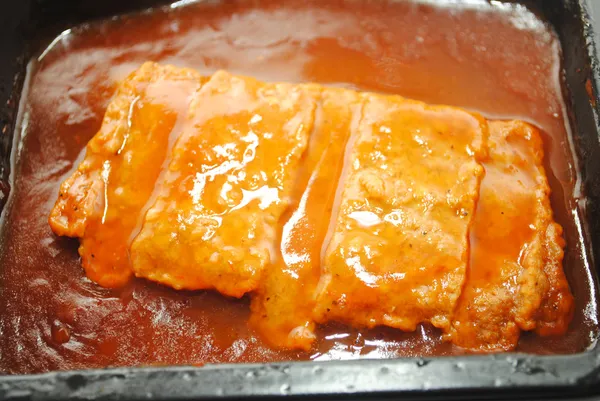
[{"left": 0, "top": 0, "right": 597, "bottom": 373}]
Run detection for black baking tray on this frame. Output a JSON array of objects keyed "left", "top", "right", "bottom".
[{"left": 1, "top": 0, "right": 600, "bottom": 400}]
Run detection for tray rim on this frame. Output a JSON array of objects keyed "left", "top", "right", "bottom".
[{"left": 1, "top": 351, "right": 600, "bottom": 400}]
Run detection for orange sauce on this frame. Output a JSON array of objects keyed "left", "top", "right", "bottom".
[{"left": 0, "top": 0, "right": 596, "bottom": 373}]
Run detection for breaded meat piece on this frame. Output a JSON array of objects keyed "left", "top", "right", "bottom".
[
  {"left": 49, "top": 62, "right": 204, "bottom": 287},
  {"left": 250, "top": 87, "right": 361, "bottom": 350},
  {"left": 130, "top": 71, "right": 316, "bottom": 298},
  {"left": 313, "top": 93, "right": 487, "bottom": 333},
  {"left": 449, "top": 120, "right": 574, "bottom": 351}
]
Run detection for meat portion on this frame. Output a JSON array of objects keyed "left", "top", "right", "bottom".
[
  {"left": 48, "top": 62, "right": 204, "bottom": 287},
  {"left": 449, "top": 120, "right": 574, "bottom": 351},
  {"left": 313, "top": 94, "right": 487, "bottom": 333},
  {"left": 129, "top": 71, "right": 317, "bottom": 298},
  {"left": 49, "top": 63, "right": 573, "bottom": 352},
  {"left": 250, "top": 87, "right": 361, "bottom": 350}
]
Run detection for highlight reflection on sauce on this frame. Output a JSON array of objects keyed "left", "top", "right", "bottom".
[{"left": 0, "top": 0, "right": 597, "bottom": 374}]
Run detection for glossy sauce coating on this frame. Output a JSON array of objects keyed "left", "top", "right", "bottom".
[
  {"left": 449, "top": 121, "right": 574, "bottom": 351},
  {"left": 131, "top": 69, "right": 316, "bottom": 297},
  {"left": 250, "top": 88, "right": 360, "bottom": 350},
  {"left": 0, "top": 0, "right": 597, "bottom": 373},
  {"left": 314, "top": 95, "right": 487, "bottom": 333},
  {"left": 49, "top": 63, "right": 204, "bottom": 287},
  {"left": 49, "top": 63, "right": 572, "bottom": 351}
]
